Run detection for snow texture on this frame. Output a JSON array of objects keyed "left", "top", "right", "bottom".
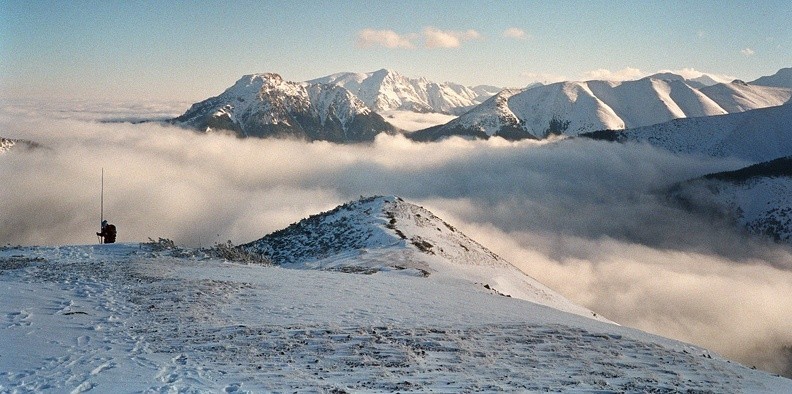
[
  {"left": 673, "top": 157, "right": 792, "bottom": 244},
  {"left": 243, "top": 196, "right": 604, "bottom": 321},
  {"left": 309, "top": 68, "right": 499, "bottom": 115},
  {"left": 2, "top": 241, "right": 791, "bottom": 393},
  {"left": 173, "top": 74, "right": 396, "bottom": 142},
  {"left": 418, "top": 72, "right": 791, "bottom": 140},
  {"left": 587, "top": 100, "right": 792, "bottom": 163}
]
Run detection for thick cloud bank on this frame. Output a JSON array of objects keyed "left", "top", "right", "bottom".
[{"left": 1, "top": 100, "right": 791, "bottom": 377}]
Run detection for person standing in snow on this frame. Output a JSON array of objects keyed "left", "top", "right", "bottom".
[{"left": 97, "top": 220, "right": 117, "bottom": 244}]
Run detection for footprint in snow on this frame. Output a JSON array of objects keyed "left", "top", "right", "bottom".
[{"left": 6, "top": 309, "right": 32, "bottom": 327}]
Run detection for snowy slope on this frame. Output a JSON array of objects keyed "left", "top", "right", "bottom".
[
  {"left": 172, "top": 73, "right": 397, "bottom": 142},
  {"left": 243, "top": 196, "right": 604, "bottom": 321},
  {"left": 583, "top": 101, "right": 792, "bottom": 163},
  {"left": 750, "top": 67, "right": 792, "bottom": 89},
  {"left": 414, "top": 71, "right": 791, "bottom": 140},
  {"left": 699, "top": 80, "right": 791, "bottom": 112},
  {"left": 3, "top": 243, "right": 791, "bottom": 392},
  {"left": 673, "top": 157, "right": 792, "bottom": 244},
  {"left": 309, "top": 69, "right": 499, "bottom": 115}
]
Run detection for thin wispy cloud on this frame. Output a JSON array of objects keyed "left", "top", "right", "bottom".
[
  {"left": 502, "top": 27, "right": 528, "bottom": 40},
  {"left": 356, "top": 29, "right": 416, "bottom": 49},
  {"left": 741, "top": 47, "right": 756, "bottom": 57}
]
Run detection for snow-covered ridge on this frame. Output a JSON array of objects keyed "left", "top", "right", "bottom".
[
  {"left": 173, "top": 73, "right": 397, "bottom": 142},
  {"left": 309, "top": 68, "right": 500, "bottom": 115},
  {"left": 414, "top": 71, "right": 792, "bottom": 140},
  {"left": 583, "top": 100, "right": 792, "bottom": 163},
  {"left": 750, "top": 67, "right": 792, "bottom": 89},
  {"left": 243, "top": 195, "right": 607, "bottom": 321},
  {"left": 3, "top": 240, "right": 792, "bottom": 391}
]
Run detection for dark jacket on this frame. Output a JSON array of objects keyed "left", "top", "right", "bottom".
[{"left": 97, "top": 223, "right": 117, "bottom": 243}]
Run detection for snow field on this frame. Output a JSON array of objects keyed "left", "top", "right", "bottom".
[{"left": 2, "top": 244, "right": 790, "bottom": 392}]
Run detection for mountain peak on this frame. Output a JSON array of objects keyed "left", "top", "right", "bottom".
[
  {"left": 242, "top": 195, "right": 609, "bottom": 321},
  {"left": 172, "top": 74, "right": 396, "bottom": 142},
  {"left": 644, "top": 72, "right": 686, "bottom": 82},
  {"left": 309, "top": 69, "right": 498, "bottom": 114}
]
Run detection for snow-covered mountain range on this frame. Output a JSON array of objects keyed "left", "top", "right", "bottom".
[
  {"left": 673, "top": 156, "right": 792, "bottom": 244},
  {"left": 410, "top": 70, "right": 792, "bottom": 141},
  {"left": 172, "top": 73, "right": 397, "bottom": 142},
  {"left": 308, "top": 68, "right": 500, "bottom": 115},
  {"left": 243, "top": 195, "right": 604, "bottom": 321},
  {"left": 3, "top": 197, "right": 791, "bottom": 392},
  {"left": 583, "top": 100, "right": 792, "bottom": 163}
]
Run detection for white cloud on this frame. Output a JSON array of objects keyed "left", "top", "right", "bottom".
[
  {"left": 423, "top": 27, "right": 481, "bottom": 48},
  {"left": 741, "top": 47, "right": 756, "bottom": 57},
  {"left": 502, "top": 27, "right": 528, "bottom": 40},
  {"left": 356, "top": 29, "right": 415, "bottom": 49},
  {"left": 580, "top": 67, "right": 645, "bottom": 81}
]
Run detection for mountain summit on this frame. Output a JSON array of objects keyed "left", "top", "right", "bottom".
[
  {"left": 173, "top": 74, "right": 397, "bottom": 142},
  {"left": 243, "top": 195, "right": 605, "bottom": 321},
  {"left": 309, "top": 69, "right": 500, "bottom": 115}
]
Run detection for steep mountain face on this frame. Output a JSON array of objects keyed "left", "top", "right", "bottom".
[
  {"left": 412, "top": 72, "right": 792, "bottom": 141},
  {"left": 242, "top": 195, "right": 606, "bottom": 321},
  {"left": 172, "top": 73, "right": 398, "bottom": 143},
  {"left": 672, "top": 157, "right": 792, "bottom": 244},
  {"left": 582, "top": 101, "right": 792, "bottom": 163},
  {"left": 750, "top": 67, "right": 792, "bottom": 89},
  {"left": 309, "top": 69, "right": 499, "bottom": 115}
]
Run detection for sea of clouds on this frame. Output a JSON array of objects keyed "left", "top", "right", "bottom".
[{"left": 1, "top": 99, "right": 790, "bottom": 377}]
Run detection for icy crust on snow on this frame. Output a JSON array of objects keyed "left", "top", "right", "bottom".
[
  {"left": 598, "top": 101, "right": 792, "bottom": 163},
  {"left": 243, "top": 196, "right": 606, "bottom": 321},
  {"left": 1, "top": 244, "right": 791, "bottom": 393},
  {"left": 173, "top": 73, "right": 395, "bottom": 142},
  {"left": 309, "top": 68, "right": 499, "bottom": 115},
  {"left": 422, "top": 74, "right": 791, "bottom": 140}
]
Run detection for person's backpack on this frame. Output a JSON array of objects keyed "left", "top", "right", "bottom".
[{"left": 105, "top": 224, "right": 117, "bottom": 243}]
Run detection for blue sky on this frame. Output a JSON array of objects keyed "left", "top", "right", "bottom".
[{"left": 1, "top": 0, "right": 790, "bottom": 101}]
